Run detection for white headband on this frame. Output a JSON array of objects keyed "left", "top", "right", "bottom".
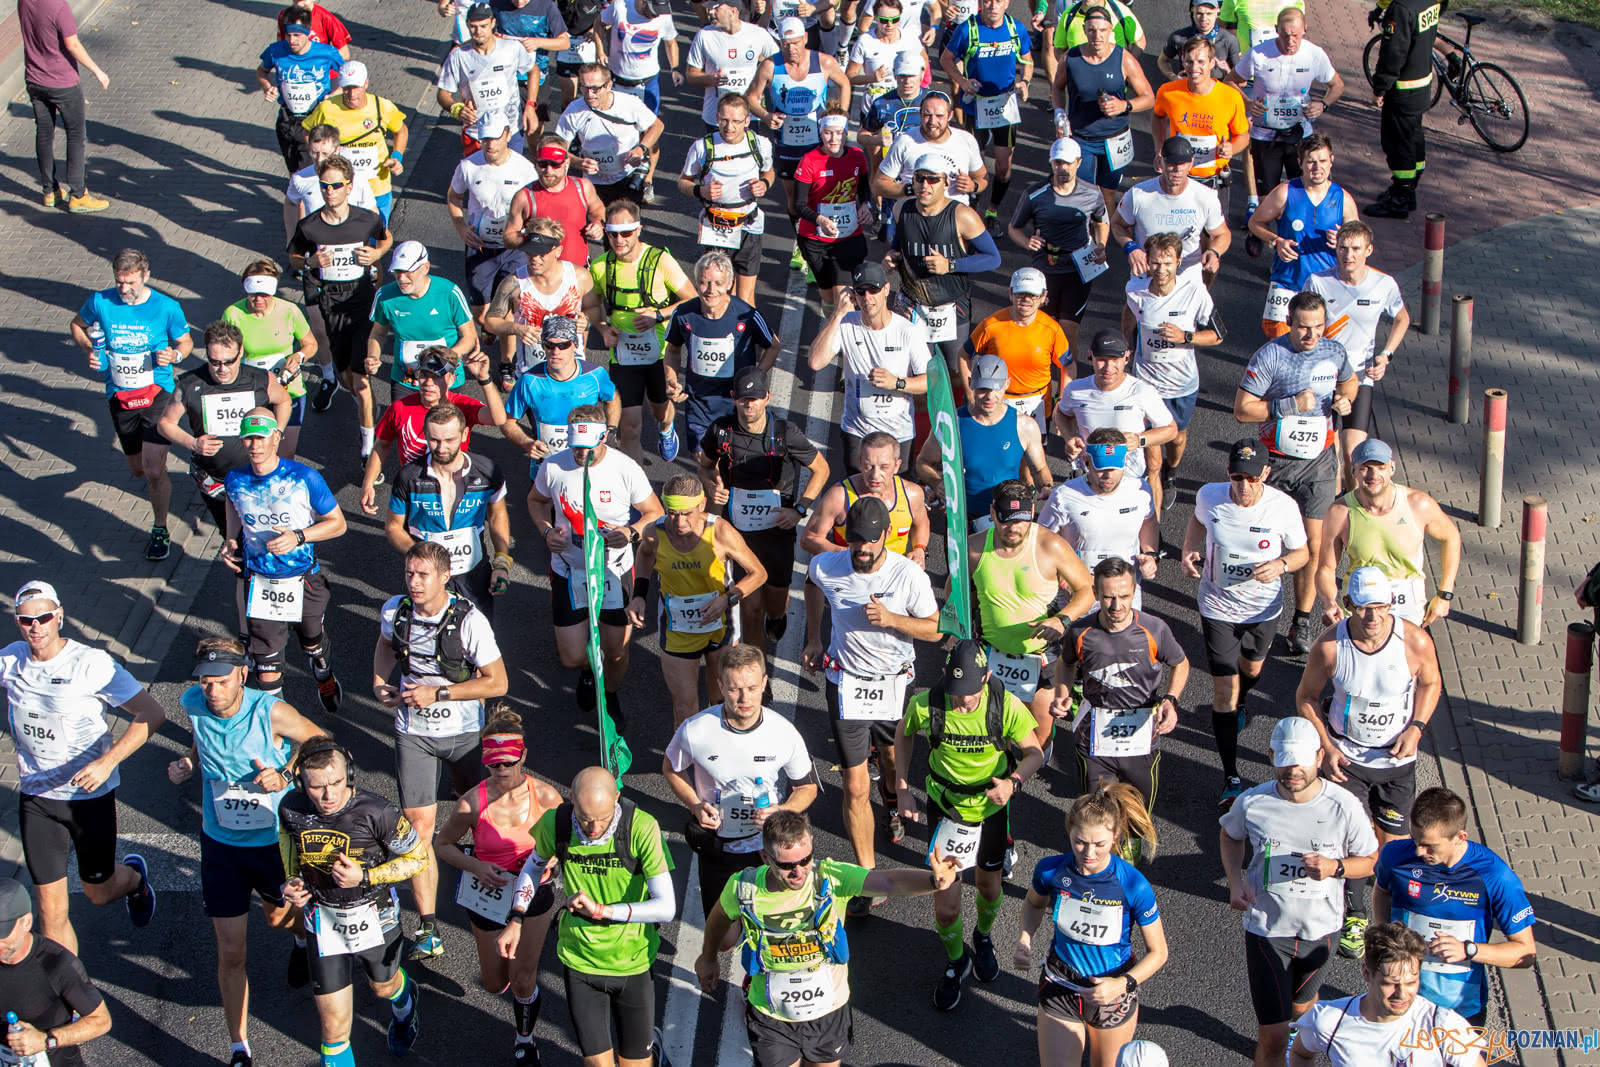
[
  {"left": 243, "top": 275, "right": 278, "bottom": 296},
  {"left": 820, "top": 115, "right": 849, "bottom": 131},
  {"left": 568, "top": 421, "right": 608, "bottom": 448},
  {"left": 604, "top": 221, "right": 641, "bottom": 234}
]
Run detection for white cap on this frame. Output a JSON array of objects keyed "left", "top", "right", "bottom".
[
  {"left": 1271, "top": 717, "right": 1323, "bottom": 769},
  {"left": 778, "top": 16, "right": 806, "bottom": 38},
  {"left": 1346, "top": 566, "right": 1394, "bottom": 607},
  {"left": 1010, "top": 267, "right": 1046, "bottom": 295},
  {"left": 338, "top": 60, "right": 369, "bottom": 88},
  {"left": 1050, "top": 137, "right": 1082, "bottom": 163},
  {"left": 911, "top": 149, "right": 948, "bottom": 175},
  {"left": 1116, "top": 1042, "right": 1170, "bottom": 1067},
  {"left": 242, "top": 274, "right": 278, "bottom": 296},
  {"left": 893, "top": 51, "right": 926, "bottom": 76},
  {"left": 14, "top": 581, "right": 61, "bottom": 610},
  {"left": 390, "top": 240, "right": 429, "bottom": 272}
]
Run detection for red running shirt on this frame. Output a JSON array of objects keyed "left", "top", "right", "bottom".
[{"left": 794, "top": 146, "right": 870, "bottom": 242}]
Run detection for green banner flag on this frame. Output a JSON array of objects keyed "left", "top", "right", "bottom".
[
  {"left": 582, "top": 468, "right": 632, "bottom": 781},
  {"left": 925, "top": 357, "right": 971, "bottom": 639}
]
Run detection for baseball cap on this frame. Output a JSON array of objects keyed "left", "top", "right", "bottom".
[
  {"left": 1159, "top": 135, "right": 1195, "bottom": 163},
  {"left": 1190, "top": 0, "right": 1220, "bottom": 6},
  {"left": 390, "top": 240, "right": 429, "bottom": 272},
  {"left": 893, "top": 51, "right": 925, "bottom": 76},
  {"left": 1272, "top": 716, "right": 1323, "bottom": 769},
  {"left": 1117, "top": 1041, "right": 1171, "bottom": 1067},
  {"left": 541, "top": 315, "right": 580, "bottom": 346},
  {"left": 943, "top": 639, "right": 990, "bottom": 697},
  {"left": 1010, "top": 267, "right": 1047, "bottom": 296},
  {"left": 1049, "top": 137, "right": 1082, "bottom": 164},
  {"left": 338, "top": 60, "right": 369, "bottom": 88},
  {"left": 1351, "top": 439, "right": 1393, "bottom": 467},
  {"left": 844, "top": 495, "right": 891, "bottom": 543},
  {"left": 970, "top": 352, "right": 1010, "bottom": 392},
  {"left": 1346, "top": 566, "right": 1394, "bottom": 607},
  {"left": 852, "top": 262, "right": 888, "bottom": 289},
  {"left": 0, "top": 879, "right": 32, "bottom": 938},
  {"left": 1090, "top": 329, "right": 1129, "bottom": 358},
  {"left": 193, "top": 646, "right": 250, "bottom": 678},
  {"left": 466, "top": 1, "right": 496, "bottom": 19},
  {"left": 1228, "top": 439, "right": 1268, "bottom": 477},
  {"left": 911, "top": 150, "right": 948, "bottom": 175},
  {"left": 734, "top": 366, "right": 770, "bottom": 400},
  {"left": 1086, "top": 442, "right": 1128, "bottom": 470},
  {"left": 778, "top": 16, "right": 806, "bottom": 37},
  {"left": 993, "top": 482, "right": 1036, "bottom": 524},
  {"left": 14, "top": 581, "right": 60, "bottom": 610},
  {"left": 240, "top": 413, "right": 280, "bottom": 439}
]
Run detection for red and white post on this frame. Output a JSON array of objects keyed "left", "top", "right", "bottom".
[
  {"left": 1421, "top": 214, "right": 1446, "bottom": 334},
  {"left": 1517, "top": 496, "right": 1547, "bottom": 646},
  {"left": 1479, "top": 388, "right": 1507, "bottom": 528},
  {"left": 1447, "top": 295, "right": 1473, "bottom": 425},
  {"left": 1559, "top": 622, "right": 1595, "bottom": 780}
]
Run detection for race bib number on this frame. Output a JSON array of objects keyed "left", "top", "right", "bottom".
[
  {"left": 247, "top": 575, "right": 304, "bottom": 622},
  {"left": 342, "top": 143, "right": 382, "bottom": 181},
  {"left": 767, "top": 967, "right": 840, "bottom": 1022},
  {"left": 986, "top": 645, "right": 1041, "bottom": 702},
  {"left": 202, "top": 391, "right": 256, "bottom": 437},
  {"left": 210, "top": 779, "right": 277, "bottom": 832},
  {"left": 1216, "top": 548, "right": 1272, "bottom": 588},
  {"left": 589, "top": 147, "right": 623, "bottom": 181},
  {"left": 556, "top": 38, "right": 599, "bottom": 64},
  {"left": 314, "top": 900, "right": 385, "bottom": 956},
  {"left": 665, "top": 591, "right": 723, "bottom": 634},
  {"left": 1105, "top": 129, "right": 1135, "bottom": 170},
  {"left": 569, "top": 565, "right": 626, "bottom": 610},
  {"left": 282, "top": 77, "right": 321, "bottom": 115},
  {"left": 920, "top": 302, "right": 957, "bottom": 343},
  {"left": 690, "top": 334, "right": 738, "bottom": 378},
  {"left": 1265, "top": 853, "right": 1322, "bottom": 897},
  {"left": 731, "top": 487, "right": 783, "bottom": 532},
  {"left": 470, "top": 70, "right": 513, "bottom": 114},
  {"left": 1273, "top": 413, "right": 1328, "bottom": 459},
  {"left": 975, "top": 91, "right": 1020, "bottom": 129},
  {"left": 718, "top": 69, "right": 755, "bottom": 96},
  {"left": 477, "top": 211, "right": 509, "bottom": 245},
  {"left": 1341, "top": 695, "right": 1404, "bottom": 748},
  {"left": 12, "top": 700, "right": 69, "bottom": 764},
  {"left": 423, "top": 526, "right": 485, "bottom": 576},
  {"left": 455, "top": 869, "right": 513, "bottom": 925},
  {"left": 243, "top": 347, "right": 292, "bottom": 376},
  {"left": 406, "top": 700, "right": 463, "bottom": 737},
  {"left": 320, "top": 242, "right": 364, "bottom": 283},
  {"left": 698, "top": 218, "right": 744, "bottom": 249},
  {"left": 1073, "top": 244, "right": 1108, "bottom": 283},
  {"left": 1406, "top": 913, "right": 1476, "bottom": 975},
  {"left": 837, "top": 671, "right": 908, "bottom": 722},
  {"left": 108, "top": 348, "right": 155, "bottom": 391},
  {"left": 781, "top": 115, "right": 819, "bottom": 147},
  {"left": 1182, "top": 132, "right": 1218, "bottom": 168},
  {"left": 398, "top": 337, "right": 448, "bottom": 372},
  {"left": 716, "top": 780, "right": 769, "bottom": 838},
  {"left": 1054, "top": 895, "right": 1123, "bottom": 947},
  {"left": 537, "top": 421, "right": 569, "bottom": 450},
  {"left": 1088, "top": 703, "right": 1155, "bottom": 758},
  {"left": 615, "top": 329, "right": 661, "bottom": 366},
  {"left": 1262, "top": 283, "right": 1295, "bottom": 324},
  {"left": 1264, "top": 91, "right": 1304, "bottom": 130},
  {"left": 818, "top": 201, "right": 858, "bottom": 236},
  {"left": 930, "top": 817, "right": 983, "bottom": 872},
  {"left": 1390, "top": 577, "right": 1425, "bottom": 623}
]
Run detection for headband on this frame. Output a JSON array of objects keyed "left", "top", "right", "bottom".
[
  {"left": 481, "top": 734, "right": 526, "bottom": 766},
  {"left": 243, "top": 275, "right": 278, "bottom": 296},
  {"left": 820, "top": 115, "right": 849, "bottom": 131},
  {"left": 663, "top": 491, "right": 705, "bottom": 511}
]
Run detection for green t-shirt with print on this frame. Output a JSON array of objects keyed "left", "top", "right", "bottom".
[{"left": 903, "top": 682, "right": 1036, "bottom": 823}]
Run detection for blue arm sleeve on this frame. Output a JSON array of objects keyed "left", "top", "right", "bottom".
[{"left": 953, "top": 229, "right": 1001, "bottom": 274}]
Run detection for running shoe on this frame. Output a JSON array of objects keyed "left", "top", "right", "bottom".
[
  {"left": 287, "top": 940, "right": 310, "bottom": 988},
  {"left": 657, "top": 424, "right": 680, "bottom": 462},
  {"left": 229, "top": 1051, "right": 253, "bottom": 1067},
  {"left": 641, "top": 183, "right": 657, "bottom": 206},
  {"left": 388, "top": 997, "right": 421, "bottom": 1056},
  {"left": 983, "top": 207, "right": 1001, "bottom": 234},
  {"left": 145, "top": 526, "right": 171, "bottom": 562},
  {"left": 409, "top": 927, "right": 445, "bottom": 961},
  {"left": 316, "top": 673, "right": 343, "bottom": 715},
  {"left": 652, "top": 1025, "right": 671, "bottom": 1066},
  {"left": 933, "top": 949, "right": 973, "bottom": 1011},
  {"left": 1574, "top": 759, "right": 1600, "bottom": 803},
  {"left": 789, "top": 244, "right": 806, "bottom": 270},
  {"left": 883, "top": 807, "right": 904, "bottom": 845},
  {"left": 68, "top": 192, "right": 110, "bottom": 214},
  {"left": 123, "top": 854, "right": 156, "bottom": 927},
  {"left": 972, "top": 933, "right": 1000, "bottom": 984},
  {"left": 1002, "top": 844, "right": 1018, "bottom": 881},
  {"left": 311, "top": 375, "right": 339, "bottom": 413},
  {"left": 1338, "top": 915, "right": 1368, "bottom": 959},
  {"left": 1218, "top": 776, "right": 1244, "bottom": 809},
  {"left": 764, "top": 613, "right": 788, "bottom": 646},
  {"left": 1286, "top": 613, "right": 1316, "bottom": 655},
  {"left": 512, "top": 1038, "right": 541, "bottom": 1065}
]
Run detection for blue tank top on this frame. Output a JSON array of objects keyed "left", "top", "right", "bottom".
[
  {"left": 1064, "top": 45, "right": 1128, "bottom": 142},
  {"left": 1269, "top": 179, "right": 1344, "bottom": 290},
  {"left": 183, "top": 686, "right": 292, "bottom": 848},
  {"left": 959, "top": 404, "right": 1020, "bottom": 517},
  {"left": 768, "top": 52, "right": 827, "bottom": 156}
]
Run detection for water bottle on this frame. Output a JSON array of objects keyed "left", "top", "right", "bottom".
[
  {"left": 753, "top": 777, "right": 771, "bottom": 811},
  {"left": 87, "top": 322, "right": 107, "bottom": 372},
  {"left": 5, "top": 1013, "right": 41, "bottom": 1067}
]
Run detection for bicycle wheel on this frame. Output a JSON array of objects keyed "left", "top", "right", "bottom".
[
  {"left": 1363, "top": 33, "right": 1447, "bottom": 110},
  {"left": 1461, "top": 61, "right": 1529, "bottom": 152}
]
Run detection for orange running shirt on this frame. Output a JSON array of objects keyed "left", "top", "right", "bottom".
[
  {"left": 1153, "top": 80, "right": 1250, "bottom": 179},
  {"left": 968, "top": 308, "right": 1071, "bottom": 399}
]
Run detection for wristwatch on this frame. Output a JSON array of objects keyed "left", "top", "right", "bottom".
[
  {"left": 896, "top": 376, "right": 907, "bottom": 391},
  {"left": 1334, "top": 858, "right": 1347, "bottom": 878},
  {"left": 1183, "top": 330, "right": 1193, "bottom": 344},
  {"left": 1122, "top": 973, "right": 1138, "bottom": 994},
  {"left": 628, "top": 526, "right": 642, "bottom": 547},
  {"left": 794, "top": 497, "right": 814, "bottom": 518},
  {"left": 1009, "top": 773, "right": 1025, "bottom": 793},
  {"left": 1436, "top": 590, "right": 1454, "bottom": 601},
  {"left": 476, "top": 377, "right": 493, "bottom": 386},
  {"left": 438, "top": 686, "right": 452, "bottom": 702},
  {"left": 1464, "top": 940, "right": 1479, "bottom": 960},
  {"left": 295, "top": 529, "right": 307, "bottom": 546},
  {"left": 45, "top": 1035, "right": 58, "bottom": 1052}
]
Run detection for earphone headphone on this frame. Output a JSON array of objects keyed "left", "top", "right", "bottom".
[{"left": 296, "top": 737, "right": 356, "bottom": 790}]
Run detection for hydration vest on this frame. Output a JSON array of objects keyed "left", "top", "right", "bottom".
[
  {"left": 926, "top": 676, "right": 1021, "bottom": 795},
  {"left": 734, "top": 866, "right": 850, "bottom": 977},
  {"left": 390, "top": 595, "right": 474, "bottom": 683}
]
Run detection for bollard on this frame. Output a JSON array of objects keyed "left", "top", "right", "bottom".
[
  {"left": 1447, "top": 295, "right": 1473, "bottom": 425},
  {"left": 1421, "top": 214, "right": 1446, "bottom": 334},
  {"left": 1559, "top": 622, "right": 1595, "bottom": 780},
  {"left": 1517, "top": 496, "right": 1547, "bottom": 646},
  {"left": 1479, "top": 388, "right": 1507, "bottom": 528}
]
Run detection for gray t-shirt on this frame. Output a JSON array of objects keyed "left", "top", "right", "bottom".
[
  {"left": 1239, "top": 336, "right": 1355, "bottom": 460},
  {"left": 1163, "top": 26, "right": 1241, "bottom": 79}
]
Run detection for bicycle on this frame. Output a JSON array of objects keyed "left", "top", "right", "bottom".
[{"left": 1362, "top": 12, "right": 1530, "bottom": 153}]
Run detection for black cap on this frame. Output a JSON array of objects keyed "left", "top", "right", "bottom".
[
  {"left": 466, "top": 2, "right": 496, "bottom": 20},
  {"left": 993, "top": 482, "right": 1036, "bottom": 523},
  {"left": 943, "top": 639, "right": 990, "bottom": 697},
  {"left": 1090, "top": 329, "right": 1129, "bottom": 357},
  {"left": 1228, "top": 439, "right": 1269, "bottom": 477},
  {"left": 193, "top": 647, "right": 250, "bottom": 678},
  {"left": 851, "top": 262, "right": 888, "bottom": 289},
  {"left": 0, "top": 879, "right": 31, "bottom": 937},
  {"left": 843, "top": 495, "right": 890, "bottom": 543},
  {"left": 733, "top": 366, "right": 769, "bottom": 400},
  {"left": 1160, "top": 136, "right": 1196, "bottom": 163}
]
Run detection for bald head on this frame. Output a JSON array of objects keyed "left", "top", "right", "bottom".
[{"left": 572, "top": 766, "right": 620, "bottom": 835}]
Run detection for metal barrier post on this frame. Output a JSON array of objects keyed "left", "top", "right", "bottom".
[
  {"left": 1479, "top": 388, "right": 1507, "bottom": 528},
  {"left": 1517, "top": 496, "right": 1547, "bottom": 646}
]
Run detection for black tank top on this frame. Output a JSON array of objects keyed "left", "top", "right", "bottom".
[
  {"left": 897, "top": 200, "right": 969, "bottom": 308},
  {"left": 176, "top": 365, "right": 273, "bottom": 477}
]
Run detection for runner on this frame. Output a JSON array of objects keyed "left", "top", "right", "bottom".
[
  {"left": 433, "top": 705, "right": 564, "bottom": 1064},
  {"left": 699, "top": 367, "right": 831, "bottom": 652},
  {"left": 844, "top": 0, "right": 924, "bottom": 126},
  {"left": 1111, "top": 138, "right": 1228, "bottom": 284},
  {"left": 1056, "top": 560, "right": 1189, "bottom": 828},
  {"left": 677, "top": 93, "right": 777, "bottom": 305},
  {"left": 1039, "top": 431, "right": 1159, "bottom": 613},
  {"left": 1053, "top": 330, "right": 1176, "bottom": 514},
  {"left": 802, "top": 430, "right": 929, "bottom": 570},
  {"left": 160, "top": 321, "right": 292, "bottom": 534},
  {"left": 1, "top": 580, "right": 163, "bottom": 956},
  {"left": 1246, "top": 134, "right": 1357, "bottom": 337},
  {"left": 1295, "top": 566, "right": 1441, "bottom": 959},
  {"left": 601, "top": 0, "right": 679, "bottom": 197},
  {"left": 554, "top": 63, "right": 664, "bottom": 206},
  {"left": 486, "top": 218, "right": 595, "bottom": 383},
  {"left": 803, "top": 495, "right": 940, "bottom": 894},
  {"left": 940, "top": 0, "right": 1031, "bottom": 229},
  {"left": 696, "top": 811, "right": 961, "bottom": 1067},
  {"left": 435, "top": 5, "right": 538, "bottom": 156},
  {"left": 872, "top": 92, "right": 987, "bottom": 229},
  {"left": 581, "top": 199, "right": 696, "bottom": 463},
  {"left": 1364, "top": 0, "right": 1436, "bottom": 219},
  {"left": 1233, "top": 290, "right": 1357, "bottom": 652},
  {"left": 1372, "top": 787, "right": 1538, "bottom": 1027},
  {"left": 1051, "top": 0, "right": 1144, "bottom": 53},
  {"left": 794, "top": 106, "right": 875, "bottom": 310},
  {"left": 666, "top": 253, "right": 780, "bottom": 450},
  {"left": 686, "top": 0, "right": 779, "bottom": 129},
  {"left": 1152, "top": 36, "right": 1249, "bottom": 197},
  {"left": 499, "top": 767, "right": 676, "bottom": 1067},
  {"left": 858, "top": 53, "right": 930, "bottom": 245},
  {"left": 69, "top": 247, "right": 194, "bottom": 561},
  {"left": 367, "top": 241, "right": 478, "bottom": 399},
  {"left": 287, "top": 155, "right": 392, "bottom": 466},
  {"left": 220, "top": 410, "right": 347, "bottom": 710},
  {"left": 373, "top": 540, "right": 508, "bottom": 962},
  {"left": 257, "top": 8, "right": 343, "bottom": 174},
  {"left": 665, "top": 645, "right": 820, "bottom": 911},
  {"left": 915, "top": 355, "right": 1052, "bottom": 523},
  {"left": 963, "top": 268, "right": 1072, "bottom": 433},
  {"left": 299, "top": 60, "right": 409, "bottom": 221},
  {"left": 168, "top": 637, "right": 326, "bottom": 1067},
  {"left": 220, "top": 262, "right": 316, "bottom": 460},
  {"left": 1122, "top": 232, "right": 1220, "bottom": 502},
  {"left": 1049, "top": 7, "right": 1152, "bottom": 215},
  {"left": 278, "top": 0, "right": 352, "bottom": 56},
  {"left": 1159, "top": 0, "right": 1239, "bottom": 81},
  {"left": 1014, "top": 785, "right": 1168, "bottom": 1067},
  {"left": 505, "top": 138, "right": 605, "bottom": 271},
  {"left": 1006, "top": 139, "right": 1110, "bottom": 349},
  {"left": 277, "top": 737, "right": 428, "bottom": 1065},
  {"left": 0, "top": 878, "right": 114, "bottom": 1064},
  {"left": 628, "top": 474, "right": 769, "bottom": 725},
  {"left": 528, "top": 402, "right": 665, "bottom": 735},
  {"left": 1289, "top": 923, "right": 1485, "bottom": 1067},
  {"left": 893, "top": 640, "right": 1044, "bottom": 1009},
  {"left": 549, "top": 0, "right": 603, "bottom": 110},
  {"left": 1316, "top": 439, "right": 1460, "bottom": 628},
  {"left": 500, "top": 316, "right": 620, "bottom": 474},
  {"left": 486, "top": 0, "right": 573, "bottom": 138},
  {"left": 1219, "top": 0, "right": 1302, "bottom": 50},
  {"left": 1305, "top": 221, "right": 1410, "bottom": 471},
  {"left": 807, "top": 263, "right": 930, "bottom": 473},
  {"left": 446, "top": 123, "right": 541, "bottom": 337},
  {"left": 1218, "top": 716, "right": 1379, "bottom": 1067},
  {"left": 1179, "top": 440, "right": 1309, "bottom": 805}
]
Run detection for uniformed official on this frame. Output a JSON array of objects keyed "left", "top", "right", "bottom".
[{"left": 1365, "top": 0, "right": 1440, "bottom": 219}]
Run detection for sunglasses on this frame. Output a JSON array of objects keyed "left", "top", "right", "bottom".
[
  {"left": 485, "top": 759, "right": 522, "bottom": 769},
  {"left": 318, "top": 180, "right": 349, "bottom": 190},
  {"left": 912, "top": 173, "right": 944, "bottom": 184},
  {"left": 580, "top": 82, "right": 610, "bottom": 93},
  {"left": 17, "top": 611, "right": 58, "bottom": 627},
  {"left": 877, "top": 14, "right": 900, "bottom": 22},
  {"left": 771, "top": 851, "right": 814, "bottom": 872},
  {"left": 852, "top": 284, "right": 886, "bottom": 297},
  {"left": 206, "top": 355, "right": 242, "bottom": 368},
  {"left": 545, "top": 341, "right": 576, "bottom": 353},
  {"left": 1229, "top": 473, "right": 1261, "bottom": 482},
  {"left": 536, "top": 160, "right": 565, "bottom": 169}
]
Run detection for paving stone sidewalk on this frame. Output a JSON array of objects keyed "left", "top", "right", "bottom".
[{"left": 1372, "top": 205, "right": 1600, "bottom": 1065}]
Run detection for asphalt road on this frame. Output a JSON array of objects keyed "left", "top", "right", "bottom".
[{"left": 57, "top": 2, "right": 1443, "bottom": 1064}]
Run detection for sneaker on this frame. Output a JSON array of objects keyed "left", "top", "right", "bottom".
[
  {"left": 43, "top": 185, "right": 67, "bottom": 208},
  {"left": 68, "top": 192, "right": 110, "bottom": 214},
  {"left": 316, "top": 674, "right": 343, "bottom": 715},
  {"left": 1574, "top": 760, "right": 1600, "bottom": 802},
  {"left": 867, "top": 758, "right": 881, "bottom": 783},
  {"left": 229, "top": 1051, "right": 253, "bottom": 1067},
  {"left": 983, "top": 207, "right": 1001, "bottom": 234},
  {"left": 387, "top": 996, "right": 421, "bottom": 1056},
  {"left": 789, "top": 244, "right": 806, "bottom": 270},
  {"left": 1338, "top": 915, "right": 1368, "bottom": 959},
  {"left": 1218, "top": 776, "right": 1244, "bottom": 809},
  {"left": 123, "top": 854, "right": 156, "bottom": 927},
  {"left": 576, "top": 670, "right": 597, "bottom": 713},
  {"left": 933, "top": 949, "right": 973, "bottom": 1011},
  {"left": 641, "top": 183, "right": 657, "bottom": 206},
  {"left": 972, "top": 933, "right": 1000, "bottom": 983},
  {"left": 1364, "top": 193, "right": 1410, "bottom": 220},
  {"left": 1245, "top": 234, "right": 1264, "bottom": 258},
  {"left": 145, "top": 526, "right": 171, "bottom": 562},
  {"left": 500, "top": 365, "right": 519, "bottom": 392},
  {"left": 764, "top": 613, "right": 788, "bottom": 645},
  {"left": 311, "top": 375, "right": 339, "bottom": 413},
  {"left": 845, "top": 895, "right": 873, "bottom": 921},
  {"left": 652, "top": 1025, "right": 670, "bottom": 1067},
  {"left": 883, "top": 807, "right": 904, "bottom": 845},
  {"left": 409, "top": 927, "right": 445, "bottom": 961},
  {"left": 1286, "top": 613, "right": 1315, "bottom": 655},
  {"left": 657, "top": 424, "right": 680, "bottom": 462},
  {"left": 512, "top": 1038, "right": 541, "bottom": 1065},
  {"left": 287, "top": 941, "right": 310, "bottom": 988}
]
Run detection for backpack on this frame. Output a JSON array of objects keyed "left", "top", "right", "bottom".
[
  {"left": 963, "top": 14, "right": 1024, "bottom": 66},
  {"left": 390, "top": 596, "right": 474, "bottom": 683},
  {"left": 552, "top": 798, "right": 640, "bottom": 874},
  {"left": 925, "top": 675, "right": 1021, "bottom": 795}
]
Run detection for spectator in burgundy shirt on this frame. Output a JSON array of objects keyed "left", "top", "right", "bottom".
[
  {"left": 19, "top": 0, "right": 110, "bottom": 212},
  {"left": 276, "top": 0, "right": 353, "bottom": 58}
]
